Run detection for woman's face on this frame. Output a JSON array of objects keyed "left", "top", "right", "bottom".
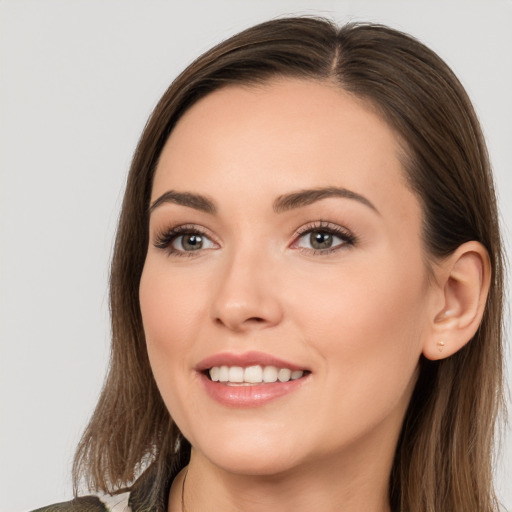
[{"left": 140, "top": 79, "right": 436, "bottom": 476}]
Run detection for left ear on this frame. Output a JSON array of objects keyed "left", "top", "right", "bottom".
[{"left": 422, "top": 241, "right": 491, "bottom": 361}]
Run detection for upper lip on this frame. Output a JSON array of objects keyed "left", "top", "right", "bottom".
[{"left": 196, "top": 351, "right": 308, "bottom": 372}]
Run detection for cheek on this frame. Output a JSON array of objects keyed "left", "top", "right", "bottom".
[
  {"left": 139, "top": 257, "right": 209, "bottom": 412},
  {"left": 289, "top": 254, "right": 427, "bottom": 411},
  {"left": 292, "top": 252, "right": 427, "bottom": 339},
  {"left": 140, "top": 258, "right": 207, "bottom": 348}
]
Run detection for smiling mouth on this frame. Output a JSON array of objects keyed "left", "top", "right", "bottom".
[{"left": 205, "top": 365, "right": 309, "bottom": 385}]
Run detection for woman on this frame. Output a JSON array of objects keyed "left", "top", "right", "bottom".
[{"left": 34, "top": 16, "right": 505, "bottom": 512}]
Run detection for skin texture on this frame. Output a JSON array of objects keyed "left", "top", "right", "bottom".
[{"left": 139, "top": 79, "right": 490, "bottom": 512}]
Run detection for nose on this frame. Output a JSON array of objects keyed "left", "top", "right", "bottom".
[{"left": 210, "top": 246, "right": 284, "bottom": 332}]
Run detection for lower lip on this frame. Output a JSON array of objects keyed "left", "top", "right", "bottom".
[{"left": 199, "top": 373, "right": 309, "bottom": 408}]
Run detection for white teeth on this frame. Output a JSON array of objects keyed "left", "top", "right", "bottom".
[
  {"left": 210, "top": 366, "right": 220, "bottom": 382},
  {"left": 207, "top": 365, "right": 306, "bottom": 384},
  {"left": 277, "top": 368, "right": 292, "bottom": 382},
  {"left": 262, "top": 366, "right": 278, "bottom": 383},
  {"left": 218, "top": 365, "right": 229, "bottom": 382},
  {"left": 244, "top": 365, "right": 263, "bottom": 383},
  {"left": 228, "top": 366, "right": 244, "bottom": 383}
]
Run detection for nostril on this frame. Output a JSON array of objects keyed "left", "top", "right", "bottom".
[{"left": 215, "top": 316, "right": 265, "bottom": 325}]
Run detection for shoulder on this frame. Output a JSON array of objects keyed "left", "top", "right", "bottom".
[
  {"left": 29, "top": 462, "right": 176, "bottom": 512},
  {"left": 31, "top": 491, "right": 131, "bottom": 512}
]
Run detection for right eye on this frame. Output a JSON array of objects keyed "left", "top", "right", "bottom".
[
  {"left": 171, "top": 232, "right": 216, "bottom": 252},
  {"left": 154, "top": 225, "right": 217, "bottom": 256}
]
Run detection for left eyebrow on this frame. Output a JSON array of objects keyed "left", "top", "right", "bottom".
[{"left": 273, "top": 186, "right": 380, "bottom": 214}]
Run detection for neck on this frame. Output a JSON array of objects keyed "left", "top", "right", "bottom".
[{"left": 168, "top": 434, "right": 396, "bottom": 512}]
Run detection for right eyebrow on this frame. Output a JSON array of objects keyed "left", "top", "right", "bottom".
[{"left": 149, "top": 190, "right": 217, "bottom": 215}]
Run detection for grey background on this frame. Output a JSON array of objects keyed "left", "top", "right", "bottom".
[{"left": 1, "top": 1, "right": 511, "bottom": 511}]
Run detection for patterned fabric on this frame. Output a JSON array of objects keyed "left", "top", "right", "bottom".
[
  {"left": 30, "top": 465, "right": 174, "bottom": 512},
  {"left": 31, "top": 495, "right": 109, "bottom": 512},
  {"left": 31, "top": 493, "right": 130, "bottom": 512}
]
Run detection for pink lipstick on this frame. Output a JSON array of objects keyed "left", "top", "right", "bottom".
[{"left": 196, "top": 351, "right": 310, "bottom": 408}]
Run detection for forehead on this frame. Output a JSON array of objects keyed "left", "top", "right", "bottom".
[{"left": 152, "top": 78, "right": 416, "bottom": 221}]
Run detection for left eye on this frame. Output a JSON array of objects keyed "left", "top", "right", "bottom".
[{"left": 296, "top": 230, "right": 348, "bottom": 251}]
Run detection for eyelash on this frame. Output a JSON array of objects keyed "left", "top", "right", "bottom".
[
  {"left": 153, "top": 221, "right": 356, "bottom": 257},
  {"left": 153, "top": 224, "right": 214, "bottom": 258},
  {"left": 293, "top": 221, "right": 356, "bottom": 255}
]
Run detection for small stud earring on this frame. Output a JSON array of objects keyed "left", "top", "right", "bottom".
[{"left": 437, "top": 340, "right": 446, "bottom": 352}]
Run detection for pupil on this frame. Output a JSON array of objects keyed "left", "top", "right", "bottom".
[
  {"left": 311, "top": 232, "right": 332, "bottom": 249},
  {"left": 183, "top": 234, "right": 202, "bottom": 250}
]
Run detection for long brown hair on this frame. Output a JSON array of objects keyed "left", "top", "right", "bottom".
[{"left": 73, "top": 17, "right": 505, "bottom": 511}]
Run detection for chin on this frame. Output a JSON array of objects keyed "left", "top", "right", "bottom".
[
  {"left": 203, "top": 449, "right": 301, "bottom": 477},
  {"left": 189, "top": 427, "right": 307, "bottom": 476}
]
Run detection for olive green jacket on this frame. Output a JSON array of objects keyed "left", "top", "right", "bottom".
[{"left": 31, "top": 464, "right": 174, "bottom": 512}]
